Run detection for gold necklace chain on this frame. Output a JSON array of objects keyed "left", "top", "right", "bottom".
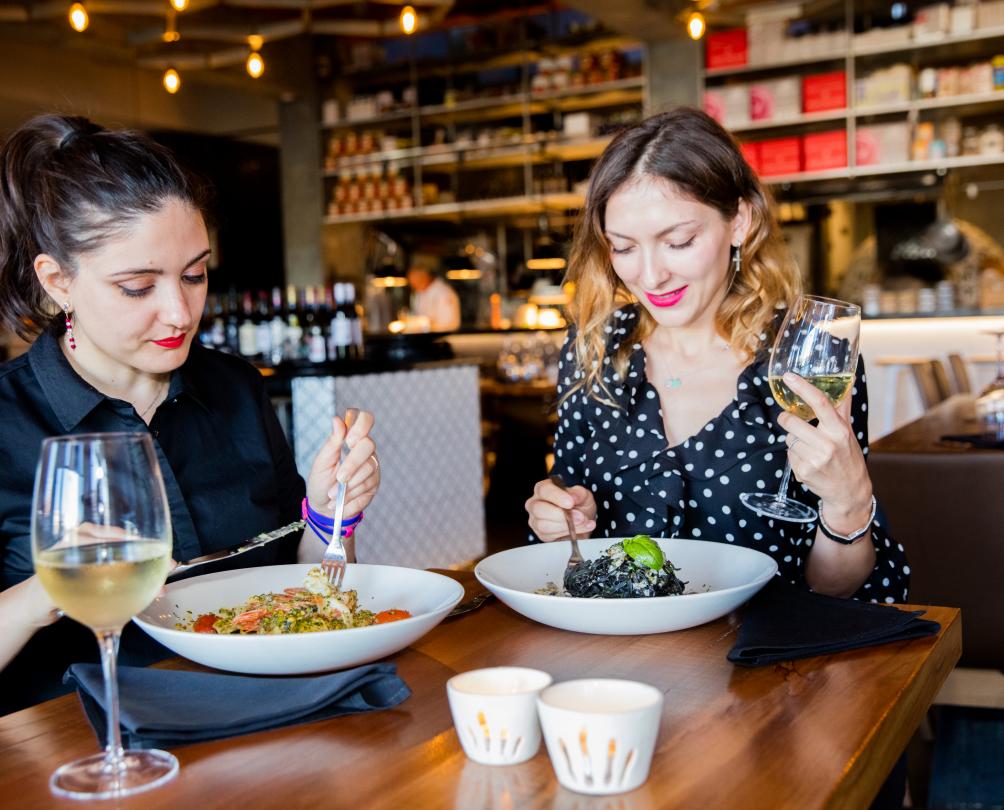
[{"left": 137, "top": 380, "right": 169, "bottom": 419}]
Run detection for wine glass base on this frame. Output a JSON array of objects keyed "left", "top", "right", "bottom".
[
  {"left": 50, "top": 749, "right": 178, "bottom": 800},
  {"left": 740, "top": 492, "right": 818, "bottom": 523}
]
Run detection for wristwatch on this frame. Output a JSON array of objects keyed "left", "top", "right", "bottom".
[{"left": 818, "top": 496, "right": 877, "bottom": 545}]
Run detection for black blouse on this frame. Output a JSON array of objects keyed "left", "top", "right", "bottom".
[
  {"left": 549, "top": 305, "right": 910, "bottom": 604},
  {"left": 0, "top": 323, "right": 304, "bottom": 713}
]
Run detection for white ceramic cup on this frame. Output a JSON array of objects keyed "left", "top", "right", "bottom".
[
  {"left": 537, "top": 679, "right": 664, "bottom": 795},
  {"left": 446, "top": 667, "right": 553, "bottom": 765}
]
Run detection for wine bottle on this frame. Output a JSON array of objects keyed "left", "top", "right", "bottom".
[{"left": 237, "top": 291, "right": 258, "bottom": 359}]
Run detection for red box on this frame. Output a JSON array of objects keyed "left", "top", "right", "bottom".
[
  {"left": 739, "top": 141, "right": 761, "bottom": 175},
  {"left": 802, "top": 72, "right": 846, "bottom": 113},
  {"left": 803, "top": 130, "right": 848, "bottom": 172},
  {"left": 706, "top": 29, "right": 748, "bottom": 70},
  {"left": 757, "top": 137, "right": 802, "bottom": 176}
]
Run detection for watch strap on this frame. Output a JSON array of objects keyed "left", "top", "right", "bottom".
[{"left": 818, "top": 495, "right": 877, "bottom": 545}]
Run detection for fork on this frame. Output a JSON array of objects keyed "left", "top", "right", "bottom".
[
  {"left": 320, "top": 408, "right": 359, "bottom": 588},
  {"left": 549, "top": 474, "right": 585, "bottom": 588}
]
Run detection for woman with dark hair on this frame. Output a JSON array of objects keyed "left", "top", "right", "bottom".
[
  {"left": 0, "top": 114, "right": 381, "bottom": 711},
  {"left": 525, "top": 107, "right": 909, "bottom": 602}
]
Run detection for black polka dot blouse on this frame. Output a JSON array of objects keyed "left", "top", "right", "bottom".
[{"left": 546, "top": 304, "right": 910, "bottom": 604}]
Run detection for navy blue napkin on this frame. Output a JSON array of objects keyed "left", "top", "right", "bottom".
[
  {"left": 728, "top": 578, "right": 941, "bottom": 667},
  {"left": 64, "top": 662, "right": 410, "bottom": 749}
]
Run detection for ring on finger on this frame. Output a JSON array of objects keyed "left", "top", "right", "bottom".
[
  {"left": 788, "top": 435, "right": 799, "bottom": 449},
  {"left": 371, "top": 455, "right": 380, "bottom": 473}
]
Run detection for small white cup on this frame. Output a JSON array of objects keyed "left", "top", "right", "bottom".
[
  {"left": 446, "top": 667, "right": 553, "bottom": 765},
  {"left": 537, "top": 679, "right": 664, "bottom": 795}
]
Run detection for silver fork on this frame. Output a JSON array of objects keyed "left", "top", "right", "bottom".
[
  {"left": 320, "top": 408, "right": 359, "bottom": 588},
  {"left": 549, "top": 474, "right": 585, "bottom": 588}
]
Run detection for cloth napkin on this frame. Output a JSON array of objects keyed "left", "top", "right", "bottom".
[
  {"left": 940, "top": 433, "right": 1004, "bottom": 450},
  {"left": 727, "top": 578, "right": 941, "bottom": 667},
  {"left": 64, "top": 662, "right": 411, "bottom": 749}
]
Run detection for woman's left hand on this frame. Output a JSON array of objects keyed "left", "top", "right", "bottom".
[
  {"left": 306, "top": 410, "right": 380, "bottom": 521},
  {"left": 777, "top": 372, "right": 873, "bottom": 529}
]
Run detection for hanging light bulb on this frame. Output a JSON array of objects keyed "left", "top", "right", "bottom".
[
  {"left": 163, "top": 68, "right": 181, "bottom": 94},
  {"left": 169, "top": 0, "right": 188, "bottom": 10},
  {"left": 687, "top": 11, "right": 706, "bottom": 40},
  {"left": 68, "top": 2, "right": 89, "bottom": 32},
  {"left": 246, "top": 51, "right": 265, "bottom": 79},
  {"left": 399, "top": 5, "right": 417, "bottom": 35}
]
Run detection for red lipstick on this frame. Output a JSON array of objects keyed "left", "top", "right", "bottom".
[
  {"left": 153, "top": 335, "right": 186, "bottom": 349},
  {"left": 645, "top": 286, "right": 688, "bottom": 308}
]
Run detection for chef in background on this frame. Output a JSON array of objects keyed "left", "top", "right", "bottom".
[{"left": 407, "top": 252, "right": 461, "bottom": 332}]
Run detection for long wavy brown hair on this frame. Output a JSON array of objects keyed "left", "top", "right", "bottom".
[{"left": 564, "top": 107, "right": 800, "bottom": 404}]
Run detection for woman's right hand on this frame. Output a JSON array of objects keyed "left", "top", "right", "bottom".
[{"left": 525, "top": 478, "right": 597, "bottom": 542}]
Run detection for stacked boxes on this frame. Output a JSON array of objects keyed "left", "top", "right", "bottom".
[
  {"left": 803, "top": 130, "right": 848, "bottom": 171},
  {"left": 757, "top": 137, "right": 802, "bottom": 176},
  {"left": 750, "top": 78, "right": 801, "bottom": 121},
  {"left": 706, "top": 29, "right": 749, "bottom": 70},
  {"left": 802, "top": 72, "right": 847, "bottom": 113},
  {"left": 856, "top": 123, "right": 911, "bottom": 166}
]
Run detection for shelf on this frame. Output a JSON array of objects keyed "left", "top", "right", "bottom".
[
  {"left": 856, "top": 91, "right": 1004, "bottom": 117},
  {"left": 731, "top": 109, "right": 849, "bottom": 134},
  {"left": 322, "top": 77, "right": 646, "bottom": 130},
  {"left": 703, "top": 25, "right": 1004, "bottom": 80},
  {"left": 852, "top": 24, "right": 1004, "bottom": 57},
  {"left": 323, "top": 192, "right": 586, "bottom": 226},
  {"left": 762, "top": 153, "right": 1004, "bottom": 186},
  {"left": 704, "top": 50, "right": 847, "bottom": 80}
]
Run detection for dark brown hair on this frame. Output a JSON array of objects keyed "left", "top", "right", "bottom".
[
  {"left": 0, "top": 114, "right": 208, "bottom": 339},
  {"left": 565, "top": 106, "right": 800, "bottom": 403}
]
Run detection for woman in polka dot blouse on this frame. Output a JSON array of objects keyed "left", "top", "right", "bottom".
[{"left": 525, "top": 108, "right": 909, "bottom": 603}]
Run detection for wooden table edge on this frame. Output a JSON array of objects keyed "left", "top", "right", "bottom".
[{"left": 825, "top": 606, "right": 962, "bottom": 809}]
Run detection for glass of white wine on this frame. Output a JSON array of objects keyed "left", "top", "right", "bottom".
[
  {"left": 739, "top": 295, "right": 861, "bottom": 523},
  {"left": 31, "top": 432, "right": 177, "bottom": 800}
]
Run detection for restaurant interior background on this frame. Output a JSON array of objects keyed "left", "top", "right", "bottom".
[{"left": 1, "top": 0, "right": 1002, "bottom": 805}]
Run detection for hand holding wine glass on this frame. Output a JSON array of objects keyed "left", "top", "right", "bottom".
[
  {"left": 740, "top": 295, "right": 862, "bottom": 523},
  {"left": 31, "top": 432, "right": 178, "bottom": 800}
]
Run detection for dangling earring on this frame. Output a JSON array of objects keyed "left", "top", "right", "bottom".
[
  {"left": 63, "top": 302, "right": 76, "bottom": 350},
  {"left": 729, "top": 245, "right": 742, "bottom": 288}
]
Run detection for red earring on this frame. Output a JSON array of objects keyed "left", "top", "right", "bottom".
[{"left": 63, "top": 302, "right": 76, "bottom": 350}]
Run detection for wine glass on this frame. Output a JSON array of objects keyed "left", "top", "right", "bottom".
[
  {"left": 31, "top": 432, "right": 177, "bottom": 800},
  {"left": 740, "top": 295, "right": 861, "bottom": 523}
]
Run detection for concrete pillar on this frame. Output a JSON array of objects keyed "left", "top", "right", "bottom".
[
  {"left": 274, "top": 37, "right": 325, "bottom": 288},
  {"left": 645, "top": 37, "right": 702, "bottom": 115}
]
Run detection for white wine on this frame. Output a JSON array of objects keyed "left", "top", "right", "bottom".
[
  {"left": 35, "top": 541, "right": 171, "bottom": 631},
  {"left": 769, "top": 373, "right": 854, "bottom": 421}
]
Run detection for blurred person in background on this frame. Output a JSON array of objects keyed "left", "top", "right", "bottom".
[{"left": 407, "top": 252, "right": 461, "bottom": 332}]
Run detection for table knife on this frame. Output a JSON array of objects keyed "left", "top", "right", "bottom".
[{"left": 169, "top": 520, "right": 306, "bottom": 579}]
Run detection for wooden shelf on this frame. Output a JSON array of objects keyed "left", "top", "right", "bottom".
[
  {"left": 323, "top": 192, "right": 587, "bottom": 226},
  {"left": 731, "top": 109, "right": 850, "bottom": 134},
  {"left": 856, "top": 91, "right": 1004, "bottom": 117},
  {"left": 704, "top": 50, "right": 847, "bottom": 79}
]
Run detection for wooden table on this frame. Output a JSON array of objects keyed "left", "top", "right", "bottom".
[
  {"left": 0, "top": 598, "right": 960, "bottom": 810},
  {"left": 871, "top": 394, "right": 982, "bottom": 454}
]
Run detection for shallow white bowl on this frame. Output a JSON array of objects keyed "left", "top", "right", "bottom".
[
  {"left": 475, "top": 538, "right": 777, "bottom": 635},
  {"left": 134, "top": 564, "right": 464, "bottom": 675}
]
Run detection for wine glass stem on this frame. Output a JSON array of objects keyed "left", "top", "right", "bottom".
[
  {"left": 96, "top": 629, "right": 127, "bottom": 775},
  {"left": 997, "top": 334, "right": 1003, "bottom": 380},
  {"left": 774, "top": 460, "right": 794, "bottom": 503}
]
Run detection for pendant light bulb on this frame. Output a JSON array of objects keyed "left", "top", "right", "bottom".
[
  {"left": 687, "top": 11, "right": 706, "bottom": 40},
  {"left": 163, "top": 68, "right": 181, "bottom": 94},
  {"left": 169, "top": 0, "right": 188, "bottom": 10},
  {"left": 400, "top": 5, "right": 417, "bottom": 35},
  {"left": 246, "top": 51, "right": 265, "bottom": 79},
  {"left": 68, "top": 2, "right": 89, "bottom": 32}
]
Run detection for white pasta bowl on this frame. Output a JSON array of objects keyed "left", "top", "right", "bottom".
[
  {"left": 133, "top": 563, "right": 464, "bottom": 675},
  {"left": 475, "top": 538, "right": 777, "bottom": 635}
]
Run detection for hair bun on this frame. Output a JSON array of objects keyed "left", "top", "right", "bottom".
[{"left": 56, "top": 116, "right": 102, "bottom": 150}]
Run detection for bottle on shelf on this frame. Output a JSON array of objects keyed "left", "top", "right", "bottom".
[
  {"left": 330, "top": 283, "right": 353, "bottom": 362},
  {"left": 305, "top": 286, "right": 327, "bottom": 363},
  {"left": 284, "top": 284, "right": 303, "bottom": 362},
  {"left": 224, "top": 289, "right": 241, "bottom": 355},
  {"left": 255, "top": 291, "right": 273, "bottom": 364},
  {"left": 238, "top": 291, "right": 259, "bottom": 360},
  {"left": 345, "top": 283, "right": 364, "bottom": 359},
  {"left": 269, "top": 287, "right": 286, "bottom": 366}
]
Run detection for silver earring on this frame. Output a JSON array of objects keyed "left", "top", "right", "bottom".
[{"left": 730, "top": 246, "right": 741, "bottom": 286}]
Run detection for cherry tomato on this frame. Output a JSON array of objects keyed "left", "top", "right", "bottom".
[
  {"left": 193, "top": 613, "right": 219, "bottom": 634},
  {"left": 374, "top": 609, "right": 411, "bottom": 624}
]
